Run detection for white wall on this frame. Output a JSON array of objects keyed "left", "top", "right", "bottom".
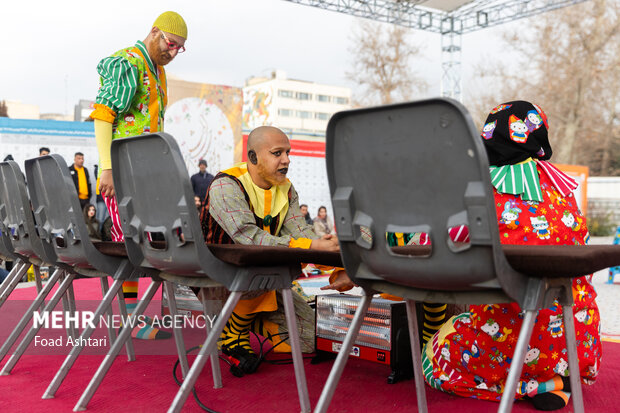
[{"left": 0, "top": 118, "right": 98, "bottom": 203}]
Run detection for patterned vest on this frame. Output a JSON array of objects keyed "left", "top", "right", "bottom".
[
  {"left": 200, "top": 171, "right": 292, "bottom": 244},
  {"left": 109, "top": 46, "right": 167, "bottom": 139}
]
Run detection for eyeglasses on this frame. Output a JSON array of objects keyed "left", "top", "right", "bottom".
[{"left": 160, "top": 31, "right": 186, "bottom": 53}]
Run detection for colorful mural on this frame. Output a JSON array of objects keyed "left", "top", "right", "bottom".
[
  {"left": 166, "top": 79, "right": 243, "bottom": 176},
  {"left": 242, "top": 85, "right": 273, "bottom": 130}
]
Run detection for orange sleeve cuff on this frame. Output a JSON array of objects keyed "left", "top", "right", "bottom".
[
  {"left": 380, "top": 293, "right": 403, "bottom": 301},
  {"left": 288, "top": 237, "right": 313, "bottom": 249},
  {"left": 90, "top": 103, "right": 117, "bottom": 123},
  {"left": 328, "top": 267, "right": 346, "bottom": 284}
]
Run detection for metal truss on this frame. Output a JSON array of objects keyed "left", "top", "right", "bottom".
[
  {"left": 283, "top": 0, "right": 588, "bottom": 100},
  {"left": 283, "top": 0, "right": 589, "bottom": 34},
  {"left": 441, "top": 30, "right": 462, "bottom": 99}
]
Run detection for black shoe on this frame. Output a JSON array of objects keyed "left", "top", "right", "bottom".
[{"left": 221, "top": 344, "right": 261, "bottom": 376}]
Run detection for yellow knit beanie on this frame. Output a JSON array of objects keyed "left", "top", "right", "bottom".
[{"left": 153, "top": 11, "right": 187, "bottom": 40}]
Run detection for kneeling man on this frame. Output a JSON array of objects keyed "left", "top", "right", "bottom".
[{"left": 200, "top": 126, "right": 351, "bottom": 374}]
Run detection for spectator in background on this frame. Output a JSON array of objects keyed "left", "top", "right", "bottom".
[
  {"left": 83, "top": 203, "right": 101, "bottom": 241},
  {"left": 93, "top": 165, "right": 110, "bottom": 231},
  {"left": 300, "top": 204, "right": 313, "bottom": 225},
  {"left": 313, "top": 206, "right": 335, "bottom": 237},
  {"left": 69, "top": 152, "right": 92, "bottom": 210},
  {"left": 191, "top": 159, "right": 214, "bottom": 204},
  {"left": 39, "top": 147, "right": 50, "bottom": 156}
]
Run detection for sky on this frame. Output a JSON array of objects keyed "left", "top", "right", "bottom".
[{"left": 1, "top": 0, "right": 518, "bottom": 115}]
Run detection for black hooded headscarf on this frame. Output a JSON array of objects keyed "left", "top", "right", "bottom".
[{"left": 480, "top": 100, "right": 552, "bottom": 166}]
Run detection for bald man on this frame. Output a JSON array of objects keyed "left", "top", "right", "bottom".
[{"left": 200, "top": 126, "right": 350, "bottom": 375}]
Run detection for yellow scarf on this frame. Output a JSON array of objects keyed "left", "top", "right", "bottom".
[{"left": 221, "top": 162, "right": 291, "bottom": 235}]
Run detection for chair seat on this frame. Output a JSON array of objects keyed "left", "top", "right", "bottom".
[
  {"left": 93, "top": 241, "right": 129, "bottom": 257},
  {"left": 392, "top": 244, "right": 620, "bottom": 279},
  {"left": 94, "top": 241, "right": 344, "bottom": 267},
  {"left": 96, "top": 241, "right": 620, "bottom": 277}
]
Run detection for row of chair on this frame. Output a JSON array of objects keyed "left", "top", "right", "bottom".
[
  {"left": 0, "top": 132, "right": 330, "bottom": 412},
  {"left": 1, "top": 97, "right": 619, "bottom": 412}
]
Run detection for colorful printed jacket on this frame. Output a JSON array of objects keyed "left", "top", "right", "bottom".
[{"left": 90, "top": 40, "right": 167, "bottom": 140}]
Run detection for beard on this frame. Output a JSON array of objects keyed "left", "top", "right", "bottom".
[{"left": 257, "top": 162, "right": 287, "bottom": 187}]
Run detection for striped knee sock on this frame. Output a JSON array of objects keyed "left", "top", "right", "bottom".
[
  {"left": 421, "top": 302, "right": 447, "bottom": 344},
  {"left": 529, "top": 376, "right": 571, "bottom": 411},
  {"left": 531, "top": 390, "right": 571, "bottom": 411},
  {"left": 122, "top": 281, "right": 171, "bottom": 340},
  {"left": 219, "top": 311, "right": 257, "bottom": 353}
]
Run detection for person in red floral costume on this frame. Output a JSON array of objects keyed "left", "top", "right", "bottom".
[{"left": 422, "top": 101, "right": 601, "bottom": 411}]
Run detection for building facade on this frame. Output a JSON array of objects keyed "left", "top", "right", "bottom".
[
  {"left": 242, "top": 70, "right": 352, "bottom": 140},
  {"left": 4, "top": 100, "right": 40, "bottom": 120}
]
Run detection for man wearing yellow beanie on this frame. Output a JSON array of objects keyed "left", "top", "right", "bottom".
[{"left": 89, "top": 11, "right": 187, "bottom": 340}]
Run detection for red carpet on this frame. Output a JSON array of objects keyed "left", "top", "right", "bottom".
[{"left": 0, "top": 278, "right": 618, "bottom": 412}]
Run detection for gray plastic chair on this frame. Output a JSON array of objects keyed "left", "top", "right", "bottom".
[
  {"left": 315, "top": 98, "right": 591, "bottom": 413},
  {"left": 0, "top": 160, "right": 56, "bottom": 306},
  {"left": 72, "top": 132, "right": 310, "bottom": 413},
  {"left": 0, "top": 160, "right": 79, "bottom": 367},
  {"left": 0, "top": 180, "right": 46, "bottom": 306},
  {"left": 0, "top": 175, "right": 30, "bottom": 306},
  {"left": 0, "top": 155, "right": 136, "bottom": 391}
]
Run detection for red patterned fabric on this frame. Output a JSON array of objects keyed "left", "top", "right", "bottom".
[
  {"left": 423, "top": 163, "right": 601, "bottom": 401},
  {"left": 536, "top": 160, "right": 579, "bottom": 197},
  {"left": 104, "top": 195, "right": 124, "bottom": 242}
]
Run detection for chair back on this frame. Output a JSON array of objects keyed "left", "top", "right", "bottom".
[
  {"left": 326, "top": 98, "right": 527, "bottom": 303},
  {"left": 111, "top": 133, "right": 287, "bottom": 291},
  {"left": 0, "top": 173, "right": 17, "bottom": 261},
  {"left": 0, "top": 161, "right": 56, "bottom": 264},
  {"left": 25, "top": 155, "right": 124, "bottom": 274}
]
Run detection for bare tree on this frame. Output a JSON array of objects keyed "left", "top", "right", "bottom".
[
  {"left": 466, "top": 0, "right": 620, "bottom": 175},
  {"left": 0, "top": 100, "right": 8, "bottom": 117},
  {"left": 347, "top": 19, "right": 428, "bottom": 105}
]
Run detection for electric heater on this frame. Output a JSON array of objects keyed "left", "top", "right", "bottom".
[{"left": 315, "top": 294, "right": 413, "bottom": 383}]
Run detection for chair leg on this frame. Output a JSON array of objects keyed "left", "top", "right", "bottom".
[
  {"left": 100, "top": 278, "right": 117, "bottom": 345},
  {"left": 0, "top": 262, "right": 29, "bottom": 308},
  {"left": 65, "top": 275, "right": 79, "bottom": 339},
  {"left": 42, "top": 279, "right": 125, "bottom": 399},
  {"left": 33, "top": 265, "right": 43, "bottom": 293},
  {"left": 113, "top": 280, "right": 135, "bottom": 362},
  {"left": 0, "top": 271, "right": 75, "bottom": 375},
  {"left": 562, "top": 304, "right": 584, "bottom": 413},
  {"left": 282, "top": 288, "right": 311, "bottom": 413},
  {"left": 405, "top": 299, "right": 428, "bottom": 413},
  {"left": 166, "top": 281, "right": 189, "bottom": 378},
  {"left": 0, "top": 267, "right": 64, "bottom": 364},
  {"left": 59, "top": 271, "right": 78, "bottom": 340},
  {"left": 167, "top": 291, "right": 242, "bottom": 413},
  {"left": 498, "top": 309, "right": 537, "bottom": 413},
  {"left": 314, "top": 292, "right": 372, "bottom": 413},
  {"left": 73, "top": 280, "right": 162, "bottom": 411},
  {"left": 199, "top": 287, "right": 222, "bottom": 389}
]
